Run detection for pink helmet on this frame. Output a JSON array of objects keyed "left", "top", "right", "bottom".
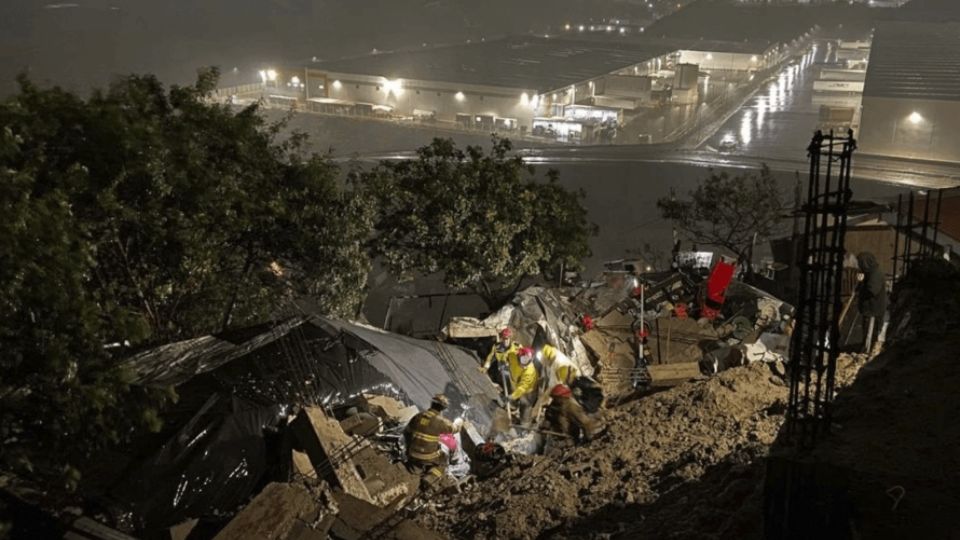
[
  {"left": 439, "top": 433, "right": 458, "bottom": 452},
  {"left": 499, "top": 328, "right": 512, "bottom": 339},
  {"left": 517, "top": 347, "right": 534, "bottom": 365}
]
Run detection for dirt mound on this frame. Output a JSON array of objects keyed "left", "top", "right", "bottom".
[
  {"left": 420, "top": 356, "right": 864, "bottom": 539},
  {"left": 797, "top": 260, "right": 960, "bottom": 538}
]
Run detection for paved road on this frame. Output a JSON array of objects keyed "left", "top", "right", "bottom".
[
  {"left": 366, "top": 145, "right": 960, "bottom": 189},
  {"left": 701, "top": 41, "right": 826, "bottom": 159}
]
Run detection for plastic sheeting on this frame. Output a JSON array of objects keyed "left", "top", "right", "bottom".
[
  {"left": 125, "top": 317, "right": 499, "bottom": 428},
  {"left": 322, "top": 319, "right": 499, "bottom": 425},
  {"left": 115, "top": 316, "right": 500, "bottom": 530},
  {"left": 111, "top": 394, "right": 285, "bottom": 531}
]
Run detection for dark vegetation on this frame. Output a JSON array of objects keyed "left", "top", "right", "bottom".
[{"left": 0, "top": 71, "right": 594, "bottom": 489}]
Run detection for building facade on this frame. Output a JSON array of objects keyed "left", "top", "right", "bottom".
[{"left": 858, "top": 22, "right": 960, "bottom": 163}]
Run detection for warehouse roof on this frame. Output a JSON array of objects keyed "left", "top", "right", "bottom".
[
  {"left": 569, "top": 33, "right": 775, "bottom": 55},
  {"left": 900, "top": 0, "right": 960, "bottom": 21},
  {"left": 863, "top": 22, "right": 960, "bottom": 101},
  {"left": 313, "top": 36, "right": 676, "bottom": 92},
  {"left": 647, "top": 1, "right": 820, "bottom": 44}
]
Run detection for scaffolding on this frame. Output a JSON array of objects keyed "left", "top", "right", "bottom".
[
  {"left": 786, "top": 129, "right": 856, "bottom": 447},
  {"left": 891, "top": 189, "right": 945, "bottom": 282}
]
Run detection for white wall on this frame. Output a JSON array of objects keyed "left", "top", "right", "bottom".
[
  {"left": 599, "top": 75, "right": 652, "bottom": 99},
  {"left": 813, "top": 81, "right": 865, "bottom": 93},
  {"left": 859, "top": 96, "right": 960, "bottom": 163},
  {"left": 677, "top": 49, "right": 772, "bottom": 72},
  {"left": 306, "top": 70, "right": 540, "bottom": 130}
]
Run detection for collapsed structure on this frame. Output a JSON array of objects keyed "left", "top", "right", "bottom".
[
  {"left": 48, "top": 255, "right": 795, "bottom": 539},
  {"left": 11, "top": 125, "right": 958, "bottom": 540},
  {"left": 447, "top": 259, "right": 794, "bottom": 403},
  {"left": 87, "top": 317, "right": 499, "bottom": 537}
]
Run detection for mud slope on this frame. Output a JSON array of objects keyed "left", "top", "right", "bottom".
[{"left": 421, "top": 356, "right": 864, "bottom": 539}]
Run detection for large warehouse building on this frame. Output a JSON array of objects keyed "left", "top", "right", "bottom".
[
  {"left": 298, "top": 36, "right": 677, "bottom": 136},
  {"left": 261, "top": 35, "right": 795, "bottom": 138},
  {"left": 252, "top": 2, "right": 820, "bottom": 140},
  {"left": 858, "top": 21, "right": 960, "bottom": 163}
]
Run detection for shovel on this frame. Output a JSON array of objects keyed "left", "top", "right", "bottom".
[
  {"left": 487, "top": 407, "right": 512, "bottom": 440},
  {"left": 500, "top": 366, "right": 513, "bottom": 420}
]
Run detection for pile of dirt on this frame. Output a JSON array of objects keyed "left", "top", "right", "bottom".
[
  {"left": 799, "top": 260, "right": 960, "bottom": 538},
  {"left": 419, "top": 356, "right": 865, "bottom": 539}
]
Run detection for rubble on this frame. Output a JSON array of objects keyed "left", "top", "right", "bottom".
[
  {"left": 212, "top": 482, "right": 336, "bottom": 540},
  {"left": 290, "top": 407, "right": 419, "bottom": 508},
  {"left": 328, "top": 492, "right": 443, "bottom": 540},
  {"left": 446, "top": 286, "right": 596, "bottom": 379},
  {"left": 447, "top": 258, "right": 795, "bottom": 408},
  {"left": 418, "top": 356, "right": 865, "bottom": 539},
  {"left": 105, "top": 316, "right": 500, "bottom": 533},
  {"left": 59, "top": 259, "right": 800, "bottom": 539}
]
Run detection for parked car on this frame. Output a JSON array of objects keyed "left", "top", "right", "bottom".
[{"left": 718, "top": 135, "right": 738, "bottom": 153}]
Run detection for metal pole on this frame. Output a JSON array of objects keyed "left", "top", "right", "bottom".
[
  {"left": 905, "top": 191, "right": 915, "bottom": 273},
  {"left": 638, "top": 283, "right": 645, "bottom": 365},
  {"left": 501, "top": 368, "right": 513, "bottom": 421},
  {"left": 933, "top": 189, "right": 944, "bottom": 251},
  {"left": 892, "top": 194, "right": 902, "bottom": 282},
  {"left": 920, "top": 190, "right": 932, "bottom": 257}
]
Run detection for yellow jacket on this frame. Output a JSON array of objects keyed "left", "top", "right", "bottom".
[
  {"left": 483, "top": 341, "right": 519, "bottom": 370},
  {"left": 508, "top": 354, "right": 538, "bottom": 400},
  {"left": 541, "top": 344, "right": 579, "bottom": 387}
]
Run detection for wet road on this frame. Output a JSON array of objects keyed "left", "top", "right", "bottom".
[{"left": 702, "top": 41, "right": 825, "bottom": 159}]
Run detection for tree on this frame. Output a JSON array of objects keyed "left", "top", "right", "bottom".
[
  {"left": 0, "top": 71, "right": 372, "bottom": 486},
  {"left": 355, "top": 137, "right": 595, "bottom": 308},
  {"left": 657, "top": 165, "right": 786, "bottom": 272}
]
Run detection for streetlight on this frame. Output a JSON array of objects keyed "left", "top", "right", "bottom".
[{"left": 384, "top": 79, "right": 403, "bottom": 96}]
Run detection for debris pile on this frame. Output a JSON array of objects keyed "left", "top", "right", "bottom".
[
  {"left": 66, "top": 316, "right": 501, "bottom": 538},
  {"left": 6, "top": 259, "right": 817, "bottom": 539},
  {"left": 418, "top": 356, "right": 864, "bottom": 539},
  {"left": 448, "top": 256, "right": 795, "bottom": 405}
]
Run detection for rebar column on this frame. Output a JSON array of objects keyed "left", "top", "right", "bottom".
[{"left": 786, "top": 129, "right": 855, "bottom": 447}]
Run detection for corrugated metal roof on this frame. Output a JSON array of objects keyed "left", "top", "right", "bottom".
[
  {"left": 863, "top": 22, "right": 960, "bottom": 101},
  {"left": 901, "top": 0, "right": 960, "bottom": 19},
  {"left": 310, "top": 34, "right": 778, "bottom": 93},
  {"left": 313, "top": 36, "right": 677, "bottom": 93},
  {"left": 646, "top": 1, "right": 820, "bottom": 44}
]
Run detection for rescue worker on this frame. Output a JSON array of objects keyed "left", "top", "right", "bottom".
[
  {"left": 570, "top": 375, "right": 604, "bottom": 413},
  {"left": 856, "top": 251, "right": 888, "bottom": 354},
  {"left": 508, "top": 347, "right": 539, "bottom": 424},
  {"left": 404, "top": 394, "right": 462, "bottom": 480},
  {"left": 481, "top": 328, "right": 520, "bottom": 374},
  {"left": 542, "top": 384, "right": 599, "bottom": 444},
  {"left": 538, "top": 344, "right": 579, "bottom": 389}
]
